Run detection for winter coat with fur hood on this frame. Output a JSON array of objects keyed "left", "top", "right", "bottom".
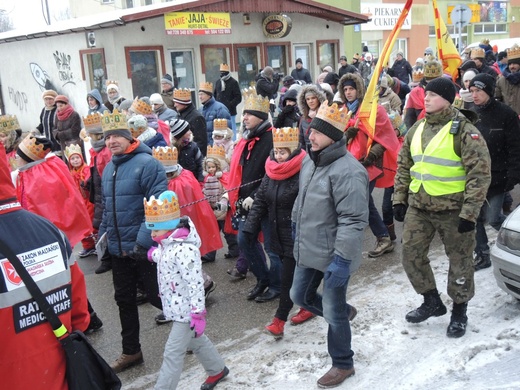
[{"left": 297, "top": 84, "right": 326, "bottom": 149}]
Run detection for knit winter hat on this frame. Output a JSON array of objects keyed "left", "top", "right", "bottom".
[
  {"left": 161, "top": 74, "right": 174, "bottom": 86},
  {"left": 295, "top": 58, "right": 303, "bottom": 65},
  {"left": 468, "top": 73, "right": 496, "bottom": 98},
  {"left": 424, "top": 77, "right": 456, "bottom": 104},
  {"left": 54, "top": 95, "right": 69, "bottom": 105},
  {"left": 149, "top": 93, "right": 164, "bottom": 105},
  {"left": 170, "top": 118, "right": 190, "bottom": 139},
  {"left": 42, "top": 90, "right": 57, "bottom": 99},
  {"left": 309, "top": 100, "right": 350, "bottom": 142},
  {"left": 128, "top": 114, "right": 148, "bottom": 138},
  {"left": 462, "top": 70, "right": 477, "bottom": 83},
  {"left": 144, "top": 190, "right": 180, "bottom": 231},
  {"left": 323, "top": 72, "right": 340, "bottom": 86}
]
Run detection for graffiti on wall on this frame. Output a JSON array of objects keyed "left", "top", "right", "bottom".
[
  {"left": 53, "top": 50, "right": 75, "bottom": 86},
  {"left": 8, "top": 87, "right": 28, "bottom": 112},
  {"left": 30, "top": 63, "right": 59, "bottom": 92}
]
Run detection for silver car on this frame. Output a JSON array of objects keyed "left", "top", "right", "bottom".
[{"left": 491, "top": 206, "right": 520, "bottom": 300}]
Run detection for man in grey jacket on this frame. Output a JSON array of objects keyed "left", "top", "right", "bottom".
[{"left": 290, "top": 100, "right": 369, "bottom": 388}]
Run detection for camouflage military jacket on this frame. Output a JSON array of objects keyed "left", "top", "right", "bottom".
[{"left": 393, "top": 106, "right": 491, "bottom": 222}]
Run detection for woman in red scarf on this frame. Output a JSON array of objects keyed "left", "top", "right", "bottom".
[
  {"left": 53, "top": 95, "right": 83, "bottom": 159},
  {"left": 242, "top": 127, "right": 313, "bottom": 338}
]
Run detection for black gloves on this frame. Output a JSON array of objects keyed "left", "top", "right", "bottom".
[
  {"left": 345, "top": 127, "right": 360, "bottom": 142},
  {"left": 393, "top": 204, "right": 408, "bottom": 222},
  {"left": 128, "top": 244, "right": 148, "bottom": 261},
  {"left": 505, "top": 177, "right": 519, "bottom": 192},
  {"left": 362, "top": 143, "right": 386, "bottom": 167},
  {"left": 458, "top": 218, "right": 475, "bottom": 233}
]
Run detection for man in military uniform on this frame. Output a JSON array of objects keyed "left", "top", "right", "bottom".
[{"left": 393, "top": 77, "right": 491, "bottom": 338}]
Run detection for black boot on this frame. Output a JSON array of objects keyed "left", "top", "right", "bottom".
[
  {"left": 405, "top": 289, "right": 447, "bottom": 323},
  {"left": 447, "top": 302, "right": 468, "bottom": 338},
  {"left": 474, "top": 252, "right": 491, "bottom": 271},
  {"left": 247, "top": 282, "right": 268, "bottom": 300}
]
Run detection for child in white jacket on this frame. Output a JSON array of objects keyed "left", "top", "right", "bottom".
[{"left": 145, "top": 190, "right": 229, "bottom": 390}]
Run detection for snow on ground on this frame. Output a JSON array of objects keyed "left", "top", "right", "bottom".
[{"left": 173, "top": 228, "right": 520, "bottom": 389}]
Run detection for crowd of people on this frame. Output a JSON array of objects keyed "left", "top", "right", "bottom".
[{"left": 1, "top": 38, "right": 520, "bottom": 389}]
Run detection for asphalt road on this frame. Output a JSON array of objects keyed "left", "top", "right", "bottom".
[{"left": 77, "top": 187, "right": 519, "bottom": 390}]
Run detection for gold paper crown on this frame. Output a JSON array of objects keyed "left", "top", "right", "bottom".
[
  {"left": 243, "top": 89, "right": 270, "bottom": 114},
  {"left": 273, "top": 127, "right": 299, "bottom": 151},
  {"left": 83, "top": 112, "right": 103, "bottom": 130},
  {"left": 19, "top": 135, "right": 51, "bottom": 161},
  {"left": 507, "top": 44, "right": 520, "bottom": 61},
  {"left": 242, "top": 86, "right": 257, "bottom": 98},
  {"left": 173, "top": 88, "right": 192, "bottom": 102},
  {"left": 316, "top": 101, "right": 351, "bottom": 132},
  {"left": 101, "top": 109, "right": 128, "bottom": 132},
  {"left": 213, "top": 118, "right": 229, "bottom": 131},
  {"left": 106, "top": 80, "right": 119, "bottom": 87},
  {"left": 144, "top": 195, "right": 180, "bottom": 225},
  {"left": 412, "top": 70, "right": 424, "bottom": 82},
  {"left": 423, "top": 59, "right": 442, "bottom": 80},
  {"left": 65, "top": 144, "right": 83, "bottom": 161},
  {"left": 131, "top": 97, "right": 153, "bottom": 115},
  {"left": 0, "top": 115, "right": 20, "bottom": 134},
  {"left": 153, "top": 146, "right": 178, "bottom": 167},
  {"left": 199, "top": 82, "right": 213, "bottom": 94},
  {"left": 220, "top": 63, "right": 230, "bottom": 72},
  {"left": 207, "top": 145, "right": 226, "bottom": 160},
  {"left": 481, "top": 38, "right": 490, "bottom": 45},
  {"left": 470, "top": 48, "right": 485, "bottom": 59}
]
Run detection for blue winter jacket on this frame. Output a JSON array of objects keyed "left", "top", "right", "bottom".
[
  {"left": 200, "top": 97, "right": 231, "bottom": 146},
  {"left": 99, "top": 141, "right": 167, "bottom": 256}
]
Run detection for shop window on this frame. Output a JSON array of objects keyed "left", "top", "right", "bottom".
[
  {"left": 293, "top": 44, "right": 312, "bottom": 75},
  {"left": 170, "top": 50, "right": 197, "bottom": 105},
  {"left": 317, "top": 40, "right": 338, "bottom": 72},
  {"left": 264, "top": 42, "right": 290, "bottom": 79},
  {"left": 234, "top": 44, "right": 262, "bottom": 90},
  {"left": 124, "top": 46, "right": 165, "bottom": 98},
  {"left": 201, "top": 45, "right": 231, "bottom": 84},
  {"left": 79, "top": 48, "right": 108, "bottom": 102}
]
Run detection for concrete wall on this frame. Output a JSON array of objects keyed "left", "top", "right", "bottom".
[{"left": 0, "top": 12, "right": 344, "bottom": 130}]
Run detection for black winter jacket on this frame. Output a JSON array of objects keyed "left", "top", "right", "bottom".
[
  {"left": 178, "top": 104, "right": 208, "bottom": 156},
  {"left": 474, "top": 99, "right": 520, "bottom": 195},
  {"left": 214, "top": 76, "right": 242, "bottom": 116},
  {"left": 238, "top": 120, "right": 273, "bottom": 201},
  {"left": 391, "top": 59, "right": 413, "bottom": 84},
  {"left": 177, "top": 141, "right": 204, "bottom": 182},
  {"left": 243, "top": 151, "right": 301, "bottom": 258}
]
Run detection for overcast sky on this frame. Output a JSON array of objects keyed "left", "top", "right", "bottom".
[{"left": 1, "top": 0, "right": 68, "bottom": 29}]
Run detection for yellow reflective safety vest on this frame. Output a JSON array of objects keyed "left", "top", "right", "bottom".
[{"left": 409, "top": 121, "right": 466, "bottom": 196}]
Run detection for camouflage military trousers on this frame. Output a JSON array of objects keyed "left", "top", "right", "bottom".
[{"left": 402, "top": 206, "right": 475, "bottom": 304}]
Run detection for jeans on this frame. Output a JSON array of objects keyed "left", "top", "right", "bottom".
[
  {"left": 475, "top": 192, "right": 507, "bottom": 254},
  {"left": 237, "top": 216, "right": 282, "bottom": 293},
  {"left": 369, "top": 180, "right": 389, "bottom": 238},
  {"left": 111, "top": 256, "right": 162, "bottom": 355},
  {"left": 230, "top": 115, "right": 237, "bottom": 140},
  {"left": 290, "top": 266, "right": 354, "bottom": 369}
]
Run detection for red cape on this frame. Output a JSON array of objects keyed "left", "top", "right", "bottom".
[
  {"left": 168, "top": 169, "right": 222, "bottom": 255},
  {"left": 348, "top": 105, "right": 399, "bottom": 188},
  {"left": 89, "top": 146, "right": 112, "bottom": 176},
  {"left": 405, "top": 85, "right": 426, "bottom": 121},
  {"left": 157, "top": 120, "right": 171, "bottom": 146},
  {"left": 16, "top": 156, "right": 92, "bottom": 247}
]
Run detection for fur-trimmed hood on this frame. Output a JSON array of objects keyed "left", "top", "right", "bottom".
[
  {"left": 297, "top": 84, "right": 326, "bottom": 119},
  {"left": 338, "top": 72, "right": 366, "bottom": 103}
]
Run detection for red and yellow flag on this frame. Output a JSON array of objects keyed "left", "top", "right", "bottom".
[
  {"left": 357, "top": 0, "right": 413, "bottom": 141},
  {"left": 433, "top": 0, "right": 462, "bottom": 80}
]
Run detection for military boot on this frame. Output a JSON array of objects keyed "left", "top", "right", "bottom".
[
  {"left": 405, "top": 289, "right": 447, "bottom": 323},
  {"left": 368, "top": 236, "right": 394, "bottom": 258},
  {"left": 447, "top": 302, "right": 468, "bottom": 338}
]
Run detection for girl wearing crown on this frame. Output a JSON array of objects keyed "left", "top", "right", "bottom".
[
  {"left": 200, "top": 147, "right": 239, "bottom": 262},
  {"left": 211, "top": 119, "right": 234, "bottom": 168},
  {"left": 242, "top": 127, "right": 314, "bottom": 336},
  {"left": 145, "top": 190, "right": 229, "bottom": 390},
  {"left": 65, "top": 144, "right": 96, "bottom": 258}
]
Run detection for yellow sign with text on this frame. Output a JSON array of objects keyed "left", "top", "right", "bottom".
[
  {"left": 164, "top": 12, "right": 231, "bottom": 35},
  {"left": 447, "top": 4, "right": 480, "bottom": 25}
]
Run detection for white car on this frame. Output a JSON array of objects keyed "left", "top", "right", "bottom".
[{"left": 490, "top": 206, "right": 520, "bottom": 300}]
